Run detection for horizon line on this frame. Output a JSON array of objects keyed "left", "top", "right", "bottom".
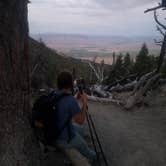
[{"left": 30, "top": 32, "right": 160, "bottom": 38}]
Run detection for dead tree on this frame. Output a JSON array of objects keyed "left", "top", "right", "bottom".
[
  {"left": 124, "top": 71, "right": 161, "bottom": 109},
  {"left": 153, "top": 10, "right": 166, "bottom": 71},
  {"left": 145, "top": 1, "right": 166, "bottom": 72},
  {"left": 124, "top": 2, "right": 166, "bottom": 109},
  {"left": 0, "top": 1, "right": 40, "bottom": 165},
  {"left": 88, "top": 56, "right": 107, "bottom": 84},
  {"left": 144, "top": 0, "right": 166, "bottom": 13}
]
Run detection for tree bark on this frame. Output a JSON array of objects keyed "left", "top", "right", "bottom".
[{"left": 0, "top": 1, "right": 40, "bottom": 166}]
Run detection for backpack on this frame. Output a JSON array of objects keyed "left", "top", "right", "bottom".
[{"left": 32, "top": 91, "right": 71, "bottom": 146}]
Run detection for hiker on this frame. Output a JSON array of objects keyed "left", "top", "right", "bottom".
[{"left": 55, "top": 71, "right": 96, "bottom": 160}]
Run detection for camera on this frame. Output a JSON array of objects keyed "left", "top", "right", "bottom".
[{"left": 75, "top": 78, "right": 86, "bottom": 94}]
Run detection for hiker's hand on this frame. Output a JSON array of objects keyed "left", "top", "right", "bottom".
[{"left": 80, "top": 92, "right": 87, "bottom": 105}]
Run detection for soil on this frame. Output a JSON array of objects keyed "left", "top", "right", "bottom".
[
  {"left": 87, "top": 86, "right": 166, "bottom": 166},
  {"left": 41, "top": 149, "right": 71, "bottom": 166}
]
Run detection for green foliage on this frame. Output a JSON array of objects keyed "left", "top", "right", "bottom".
[
  {"left": 115, "top": 54, "right": 123, "bottom": 68},
  {"left": 106, "top": 43, "right": 160, "bottom": 85},
  {"left": 107, "top": 54, "right": 125, "bottom": 84},
  {"left": 134, "top": 43, "right": 149, "bottom": 74},
  {"left": 123, "top": 52, "right": 133, "bottom": 75},
  {"left": 133, "top": 43, "right": 157, "bottom": 75},
  {"left": 124, "top": 53, "right": 131, "bottom": 67},
  {"left": 114, "top": 54, "right": 126, "bottom": 76},
  {"left": 139, "top": 43, "right": 149, "bottom": 56}
]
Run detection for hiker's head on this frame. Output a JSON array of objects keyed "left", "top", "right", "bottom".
[{"left": 57, "top": 71, "right": 73, "bottom": 90}]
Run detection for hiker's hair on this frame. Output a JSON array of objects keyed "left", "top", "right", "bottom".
[{"left": 57, "top": 71, "right": 73, "bottom": 90}]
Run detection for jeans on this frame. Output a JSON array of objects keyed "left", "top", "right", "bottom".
[{"left": 56, "top": 123, "right": 96, "bottom": 160}]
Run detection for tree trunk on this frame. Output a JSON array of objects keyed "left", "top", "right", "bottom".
[{"left": 0, "top": 1, "right": 40, "bottom": 166}]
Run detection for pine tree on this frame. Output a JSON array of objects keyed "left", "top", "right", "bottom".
[
  {"left": 115, "top": 54, "right": 123, "bottom": 70},
  {"left": 138, "top": 43, "right": 149, "bottom": 56},
  {"left": 115, "top": 54, "right": 126, "bottom": 76},
  {"left": 134, "top": 43, "right": 150, "bottom": 75},
  {"left": 112, "top": 52, "right": 116, "bottom": 65},
  {"left": 123, "top": 52, "right": 132, "bottom": 75}
]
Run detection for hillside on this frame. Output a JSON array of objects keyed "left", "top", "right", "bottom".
[{"left": 29, "top": 38, "right": 100, "bottom": 88}]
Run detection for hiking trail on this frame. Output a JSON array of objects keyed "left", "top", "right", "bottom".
[{"left": 88, "top": 96, "right": 166, "bottom": 166}]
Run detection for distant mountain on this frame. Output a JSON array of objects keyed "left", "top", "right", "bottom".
[{"left": 31, "top": 33, "right": 160, "bottom": 64}]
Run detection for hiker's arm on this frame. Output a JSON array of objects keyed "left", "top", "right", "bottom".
[{"left": 73, "top": 92, "right": 87, "bottom": 125}]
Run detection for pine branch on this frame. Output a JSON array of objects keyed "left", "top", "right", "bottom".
[{"left": 154, "top": 39, "right": 162, "bottom": 46}]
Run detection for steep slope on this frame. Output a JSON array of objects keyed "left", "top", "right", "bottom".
[{"left": 29, "top": 38, "right": 93, "bottom": 88}]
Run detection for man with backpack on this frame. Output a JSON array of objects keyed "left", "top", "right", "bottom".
[
  {"left": 55, "top": 71, "right": 96, "bottom": 160},
  {"left": 33, "top": 71, "right": 96, "bottom": 160}
]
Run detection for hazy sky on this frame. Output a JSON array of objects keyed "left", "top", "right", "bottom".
[{"left": 28, "top": 0, "right": 160, "bottom": 36}]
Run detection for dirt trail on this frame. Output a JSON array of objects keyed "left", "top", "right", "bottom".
[{"left": 88, "top": 99, "right": 166, "bottom": 166}]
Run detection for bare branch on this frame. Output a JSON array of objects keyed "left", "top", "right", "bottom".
[
  {"left": 88, "top": 62, "right": 100, "bottom": 81},
  {"left": 156, "top": 43, "right": 162, "bottom": 46},
  {"left": 154, "top": 38, "right": 162, "bottom": 43},
  {"left": 154, "top": 39, "right": 162, "bottom": 46},
  {"left": 154, "top": 10, "right": 166, "bottom": 30},
  {"left": 144, "top": 4, "right": 162, "bottom": 13},
  {"left": 156, "top": 25, "right": 165, "bottom": 36},
  {"left": 88, "top": 58, "right": 106, "bottom": 83}
]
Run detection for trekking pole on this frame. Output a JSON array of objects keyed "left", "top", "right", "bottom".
[
  {"left": 86, "top": 111, "right": 101, "bottom": 166},
  {"left": 86, "top": 108, "right": 109, "bottom": 166},
  {"left": 78, "top": 88, "right": 101, "bottom": 165},
  {"left": 77, "top": 81, "right": 108, "bottom": 165}
]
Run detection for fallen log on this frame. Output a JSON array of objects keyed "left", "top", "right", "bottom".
[
  {"left": 106, "top": 74, "right": 138, "bottom": 91},
  {"left": 91, "top": 85, "right": 109, "bottom": 98},
  {"left": 124, "top": 73, "right": 161, "bottom": 110},
  {"left": 141, "top": 73, "right": 161, "bottom": 95},
  {"left": 132, "top": 71, "right": 156, "bottom": 94},
  {"left": 109, "top": 80, "right": 137, "bottom": 93},
  {"left": 87, "top": 95, "right": 123, "bottom": 105}
]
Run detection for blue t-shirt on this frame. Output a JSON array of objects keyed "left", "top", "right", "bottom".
[{"left": 55, "top": 91, "right": 81, "bottom": 142}]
